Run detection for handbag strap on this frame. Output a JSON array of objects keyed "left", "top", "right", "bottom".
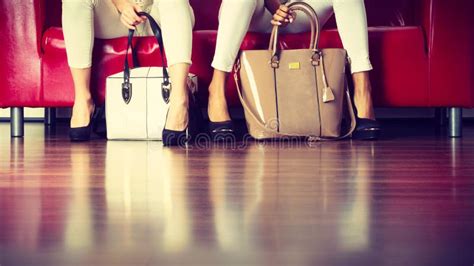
[
  {"left": 233, "top": 61, "right": 357, "bottom": 141},
  {"left": 127, "top": 33, "right": 140, "bottom": 68},
  {"left": 122, "top": 12, "right": 171, "bottom": 104},
  {"left": 268, "top": 2, "right": 321, "bottom": 56}
]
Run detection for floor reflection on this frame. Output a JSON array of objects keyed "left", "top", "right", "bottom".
[
  {"left": 104, "top": 142, "right": 192, "bottom": 252},
  {"left": 0, "top": 140, "right": 378, "bottom": 263},
  {"left": 64, "top": 142, "right": 104, "bottom": 250},
  {"left": 207, "top": 146, "right": 263, "bottom": 252},
  {"left": 35, "top": 141, "right": 374, "bottom": 259},
  {"left": 338, "top": 142, "right": 374, "bottom": 252},
  {"left": 3, "top": 121, "right": 474, "bottom": 265}
]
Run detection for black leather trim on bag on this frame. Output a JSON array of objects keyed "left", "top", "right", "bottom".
[{"left": 122, "top": 12, "right": 171, "bottom": 104}]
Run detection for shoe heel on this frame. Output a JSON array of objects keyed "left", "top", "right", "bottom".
[
  {"left": 69, "top": 124, "right": 92, "bottom": 142},
  {"left": 162, "top": 129, "right": 187, "bottom": 146},
  {"left": 69, "top": 107, "right": 98, "bottom": 142},
  {"left": 162, "top": 91, "right": 202, "bottom": 146}
]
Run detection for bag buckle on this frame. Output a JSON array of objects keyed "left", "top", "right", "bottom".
[
  {"left": 270, "top": 55, "right": 280, "bottom": 68},
  {"left": 122, "top": 81, "right": 132, "bottom": 104},
  {"left": 311, "top": 50, "right": 321, "bottom": 66},
  {"left": 162, "top": 81, "right": 171, "bottom": 104}
]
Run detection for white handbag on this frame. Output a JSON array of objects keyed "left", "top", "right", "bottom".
[
  {"left": 106, "top": 67, "right": 197, "bottom": 140},
  {"left": 105, "top": 12, "right": 198, "bottom": 140}
]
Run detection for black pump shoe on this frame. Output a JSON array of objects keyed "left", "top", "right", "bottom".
[
  {"left": 352, "top": 118, "right": 381, "bottom": 140},
  {"left": 162, "top": 108, "right": 188, "bottom": 147},
  {"left": 162, "top": 128, "right": 188, "bottom": 147},
  {"left": 69, "top": 107, "right": 98, "bottom": 142},
  {"left": 208, "top": 120, "right": 235, "bottom": 142},
  {"left": 162, "top": 105, "right": 200, "bottom": 147}
]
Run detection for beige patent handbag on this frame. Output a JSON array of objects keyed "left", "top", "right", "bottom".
[{"left": 234, "top": 2, "right": 356, "bottom": 141}]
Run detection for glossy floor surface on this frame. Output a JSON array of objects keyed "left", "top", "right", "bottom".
[{"left": 1, "top": 120, "right": 474, "bottom": 266}]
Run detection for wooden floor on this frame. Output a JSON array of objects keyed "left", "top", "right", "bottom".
[{"left": 1, "top": 120, "right": 474, "bottom": 266}]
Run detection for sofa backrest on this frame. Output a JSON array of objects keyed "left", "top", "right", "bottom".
[{"left": 45, "top": 0, "right": 421, "bottom": 31}]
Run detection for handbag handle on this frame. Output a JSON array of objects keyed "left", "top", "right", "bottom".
[
  {"left": 233, "top": 62, "right": 356, "bottom": 140},
  {"left": 268, "top": 2, "right": 321, "bottom": 59},
  {"left": 122, "top": 12, "right": 171, "bottom": 104}
]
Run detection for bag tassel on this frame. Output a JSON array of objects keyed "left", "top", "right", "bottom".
[{"left": 320, "top": 53, "right": 335, "bottom": 103}]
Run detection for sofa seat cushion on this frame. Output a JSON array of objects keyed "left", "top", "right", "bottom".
[{"left": 41, "top": 26, "right": 427, "bottom": 107}]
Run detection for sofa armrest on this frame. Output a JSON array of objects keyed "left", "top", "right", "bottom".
[
  {"left": 424, "top": 0, "right": 474, "bottom": 107},
  {"left": 0, "top": 0, "right": 45, "bottom": 107}
]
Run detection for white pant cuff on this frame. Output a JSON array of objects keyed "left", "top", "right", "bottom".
[
  {"left": 68, "top": 60, "right": 92, "bottom": 69},
  {"left": 165, "top": 59, "right": 192, "bottom": 68},
  {"left": 211, "top": 60, "right": 233, "bottom": 73},
  {"left": 349, "top": 57, "right": 373, "bottom": 74}
]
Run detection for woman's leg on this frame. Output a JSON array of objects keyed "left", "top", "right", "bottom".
[
  {"left": 152, "top": 0, "right": 194, "bottom": 131},
  {"left": 62, "top": 0, "right": 96, "bottom": 129},
  {"left": 208, "top": 0, "right": 259, "bottom": 122},
  {"left": 68, "top": 68, "right": 94, "bottom": 128},
  {"left": 331, "top": 0, "right": 375, "bottom": 119},
  {"left": 62, "top": 0, "right": 128, "bottom": 128}
]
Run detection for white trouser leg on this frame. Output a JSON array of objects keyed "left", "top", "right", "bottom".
[
  {"left": 212, "top": 0, "right": 372, "bottom": 74},
  {"left": 62, "top": 0, "right": 126, "bottom": 68},
  {"left": 331, "top": 0, "right": 372, "bottom": 73},
  {"left": 211, "top": 0, "right": 257, "bottom": 72},
  {"left": 62, "top": 0, "right": 194, "bottom": 68},
  {"left": 154, "top": 0, "right": 194, "bottom": 67}
]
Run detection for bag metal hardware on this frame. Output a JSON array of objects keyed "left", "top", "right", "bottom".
[
  {"left": 270, "top": 55, "right": 280, "bottom": 68},
  {"left": 311, "top": 51, "right": 321, "bottom": 66},
  {"left": 122, "top": 80, "right": 132, "bottom": 104},
  {"left": 161, "top": 81, "right": 171, "bottom": 104}
]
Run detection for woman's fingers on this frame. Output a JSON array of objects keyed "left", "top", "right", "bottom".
[
  {"left": 288, "top": 11, "right": 295, "bottom": 23},
  {"left": 125, "top": 9, "right": 142, "bottom": 24},
  {"left": 273, "top": 13, "right": 286, "bottom": 22},
  {"left": 122, "top": 13, "right": 133, "bottom": 24},
  {"left": 272, "top": 14, "right": 289, "bottom": 26},
  {"left": 276, "top": 8, "right": 289, "bottom": 18},
  {"left": 130, "top": 11, "right": 143, "bottom": 23},
  {"left": 120, "top": 16, "right": 136, "bottom": 30},
  {"left": 120, "top": 4, "right": 147, "bottom": 29},
  {"left": 121, "top": 13, "right": 136, "bottom": 28},
  {"left": 271, "top": 19, "right": 280, "bottom": 26},
  {"left": 132, "top": 5, "right": 146, "bottom": 22},
  {"left": 272, "top": 4, "right": 295, "bottom": 26},
  {"left": 279, "top": 4, "right": 289, "bottom": 13}
]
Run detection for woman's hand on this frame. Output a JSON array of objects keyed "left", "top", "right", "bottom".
[
  {"left": 114, "top": 0, "right": 147, "bottom": 30},
  {"left": 271, "top": 5, "right": 295, "bottom": 27}
]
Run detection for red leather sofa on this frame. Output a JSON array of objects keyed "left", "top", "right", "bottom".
[{"left": 1, "top": 0, "right": 473, "bottom": 137}]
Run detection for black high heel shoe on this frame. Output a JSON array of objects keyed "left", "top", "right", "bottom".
[
  {"left": 208, "top": 120, "right": 235, "bottom": 142},
  {"left": 162, "top": 108, "right": 189, "bottom": 146},
  {"left": 69, "top": 107, "right": 98, "bottom": 142},
  {"left": 162, "top": 127, "right": 188, "bottom": 147},
  {"left": 162, "top": 104, "right": 200, "bottom": 147},
  {"left": 352, "top": 118, "right": 381, "bottom": 140}
]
